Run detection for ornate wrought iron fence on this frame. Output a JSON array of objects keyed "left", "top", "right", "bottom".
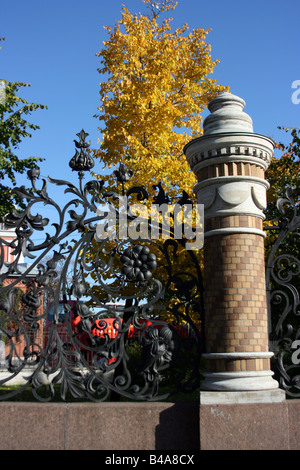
[
  {"left": 266, "top": 188, "right": 300, "bottom": 398},
  {"left": 0, "top": 130, "right": 204, "bottom": 402}
]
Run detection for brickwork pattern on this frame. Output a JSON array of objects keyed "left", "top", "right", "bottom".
[
  {"left": 196, "top": 160, "right": 265, "bottom": 182},
  {"left": 205, "top": 357, "right": 270, "bottom": 373},
  {"left": 206, "top": 215, "right": 263, "bottom": 233},
  {"left": 204, "top": 232, "right": 269, "bottom": 355}
]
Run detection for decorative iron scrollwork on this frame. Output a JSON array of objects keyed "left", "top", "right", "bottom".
[
  {"left": 266, "top": 188, "right": 300, "bottom": 397},
  {"left": 0, "top": 130, "right": 204, "bottom": 402}
]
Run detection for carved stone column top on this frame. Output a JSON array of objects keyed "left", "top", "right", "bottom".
[
  {"left": 203, "top": 92, "right": 253, "bottom": 135},
  {"left": 183, "top": 92, "right": 275, "bottom": 174},
  {"left": 184, "top": 133, "right": 274, "bottom": 174}
]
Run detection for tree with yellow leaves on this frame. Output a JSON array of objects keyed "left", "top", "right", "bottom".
[
  {"left": 86, "top": 0, "right": 228, "bottom": 328},
  {"left": 94, "top": 0, "right": 228, "bottom": 197}
]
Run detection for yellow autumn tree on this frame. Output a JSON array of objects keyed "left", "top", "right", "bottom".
[
  {"left": 94, "top": 0, "right": 228, "bottom": 197},
  {"left": 86, "top": 0, "right": 228, "bottom": 326}
]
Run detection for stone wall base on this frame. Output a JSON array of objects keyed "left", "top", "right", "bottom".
[
  {"left": 0, "top": 402, "right": 199, "bottom": 451},
  {"left": 199, "top": 398, "right": 300, "bottom": 450},
  {"left": 0, "top": 399, "right": 299, "bottom": 450}
]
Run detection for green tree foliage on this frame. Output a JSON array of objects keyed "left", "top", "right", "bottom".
[
  {"left": 0, "top": 39, "right": 47, "bottom": 218},
  {"left": 265, "top": 126, "right": 300, "bottom": 221},
  {"left": 265, "top": 126, "right": 300, "bottom": 259}
]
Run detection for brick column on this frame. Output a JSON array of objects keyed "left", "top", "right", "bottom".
[{"left": 184, "top": 92, "right": 282, "bottom": 395}]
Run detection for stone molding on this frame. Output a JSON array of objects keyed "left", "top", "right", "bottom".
[
  {"left": 184, "top": 132, "right": 275, "bottom": 174},
  {"left": 201, "top": 370, "right": 279, "bottom": 391},
  {"left": 202, "top": 352, "right": 273, "bottom": 361},
  {"left": 199, "top": 389, "right": 286, "bottom": 404},
  {"left": 204, "top": 227, "right": 266, "bottom": 238},
  {"left": 202, "top": 353, "right": 273, "bottom": 373},
  {"left": 194, "top": 175, "right": 269, "bottom": 227}
]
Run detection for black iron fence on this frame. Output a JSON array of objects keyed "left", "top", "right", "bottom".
[
  {"left": 1, "top": 129, "right": 298, "bottom": 402},
  {"left": 266, "top": 188, "right": 300, "bottom": 398},
  {"left": 0, "top": 130, "right": 204, "bottom": 402}
]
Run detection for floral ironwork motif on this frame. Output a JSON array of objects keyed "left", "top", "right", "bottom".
[
  {"left": 139, "top": 325, "right": 176, "bottom": 395},
  {"left": 69, "top": 130, "right": 94, "bottom": 175},
  {"left": 266, "top": 188, "right": 300, "bottom": 398},
  {"left": 0, "top": 130, "right": 204, "bottom": 402},
  {"left": 120, "top": 245, "right": 157, "bottom": 283}
]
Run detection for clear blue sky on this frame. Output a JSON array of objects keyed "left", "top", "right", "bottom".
[{"left": 1, "top": 0, "right": 299, "bottom": 202}]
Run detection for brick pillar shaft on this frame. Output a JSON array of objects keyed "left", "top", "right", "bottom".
[{"left": 205, "top": 232, "right": 268, "bottom": 354}]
